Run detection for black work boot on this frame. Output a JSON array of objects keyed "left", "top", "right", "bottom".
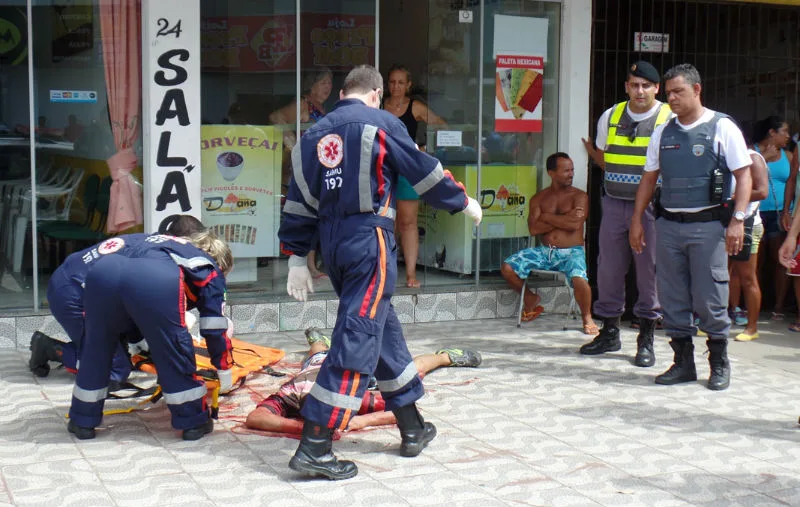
[
  {"left": 289, "top": 420, "right": 358, "bottom": 480},
  {"left": 707, "top": 339, "right": 731, "bottom": 391},
  {"left": 634, "top": 318, "right": 657, "bottom": 367},
  {"left": 579, "top": 317, "right": 622, "bottom": 355},
  {"left": 655, "top": 338, "right": 697, "bottom": 385},
  {"left": 29, "top": 331, "right": 64, "bottom": 378},
  {"left": 182, "top": 413, "right": 214, "bottom": 441},
  {"left": 67, "top": 419, "right": 96, "bottom": 440},
  {"left": 393, "top": 403, "right": 437, "bottom": 457}
]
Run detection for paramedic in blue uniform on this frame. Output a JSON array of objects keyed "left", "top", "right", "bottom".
[
  {"left": 630, "top": 64, "right": 752, "bottom": 391},
  {"left": 67, "top": 230, "right": 234, "bottom": 441},
  {"left": 29, "top": 215, "right": 206, "bottom": 382},
  {"left": 279, "top": 65, "right": 483, "bottom": 481}
]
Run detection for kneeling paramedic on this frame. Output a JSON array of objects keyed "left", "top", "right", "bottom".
[{"left": 67, "top": 230, "right": 234, "bottom": 441}]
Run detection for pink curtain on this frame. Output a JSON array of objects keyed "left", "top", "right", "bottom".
[{"left": 100, "top": 0, "right": 143, "bottom": 233}]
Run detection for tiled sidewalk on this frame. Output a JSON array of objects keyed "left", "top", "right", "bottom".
[{"left": 2, "top": 316, "right": 800, "bottom": 506}]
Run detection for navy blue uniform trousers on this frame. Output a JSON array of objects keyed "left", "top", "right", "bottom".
[
  {"left": 47, "top": 269, "right": 131, "bottom": 382},
  {"left": 69, "top": 255, "right": 208, "bottom": 430},
  {"left": 301, "top": 216, "right": 424, "bottom": 430}
]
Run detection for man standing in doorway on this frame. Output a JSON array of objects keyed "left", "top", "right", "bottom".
[
  {"left": 579, "top": 61, "right": 671, "bottom": 366},
  {"left": 630, "top": 63, "right": 751, "bottom": 391}
]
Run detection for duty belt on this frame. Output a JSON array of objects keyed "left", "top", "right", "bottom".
[{"left": 659, "top": 206, "right": 726, "bottom": 223}]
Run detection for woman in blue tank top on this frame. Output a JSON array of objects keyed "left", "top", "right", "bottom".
[{"left": 753, "top": 116, "right": 793, "bottom": 320}]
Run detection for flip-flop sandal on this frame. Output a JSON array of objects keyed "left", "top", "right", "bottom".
[
  {"left": 312, "top": 273, "right": 329, "bottom": 280},
  {"left": 789, "top": 322, "right": 800, "bottom": 333},
  {"left": 772, "top": 312, "right": 786, "bottom": 321},
  {"left": 521, "top": 305, "right": 544, "bottom": 322},
  {"left": 582, "top": 323, "right": 600, "bottom": 335},
  {"left": 406, "top": 279, "right": 421, "bottom": 288}
]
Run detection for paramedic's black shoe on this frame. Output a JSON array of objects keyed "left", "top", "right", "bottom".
[
  {"left": 29, "top": 331, "right": 63, "bottom": 377},
  {"left": 393, "top": 403, "right": 437, "bottom": 457},
  {"left": 182, "top": 416, "right": 214, "bottom": 441},
  {"left": 68, "top": 420, "right": 96, "bottom": 440},
  {"left": 290, "top": 420, "right": 358, "bottom": 480}
]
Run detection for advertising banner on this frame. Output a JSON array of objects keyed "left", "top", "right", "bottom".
[
  {"left": 494, "top": 55, "right": 544, "bottom": 133},
  {"left": 201, "top": 14, "right": 375, "bottom": 72},
  {"left": 200, "top": 125, "right": 282, "bottom": 257},
  {"left": 419, "top": 164, "right": 537, "bottom": 274}
]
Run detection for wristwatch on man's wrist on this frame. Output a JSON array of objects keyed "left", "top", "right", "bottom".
[{"left": 733, "top": 210, "right": 746, "bottom": 222}]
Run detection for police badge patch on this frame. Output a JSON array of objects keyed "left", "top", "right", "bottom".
[{"left": 692, "top": 144, "right": 705, "bottom": 156}]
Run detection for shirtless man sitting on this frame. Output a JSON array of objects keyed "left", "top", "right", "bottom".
[{"left": 500, "top": 152, "right": 598, "bottom": 335}]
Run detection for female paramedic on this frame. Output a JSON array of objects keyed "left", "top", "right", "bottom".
[
  {"left": 67, "top": 229, "right": 234, "bottom": 441},
  {"left": 29, "top": 215, "right": 206, "bottom": 383}
]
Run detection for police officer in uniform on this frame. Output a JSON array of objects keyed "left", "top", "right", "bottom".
[
  {"left": 630, "top": 64, "right": 752, "bottom": 391},
  {"left": 580, "top": 61, "right": 671, "bottom": 365},
  {"left": 279, "top": 65, "right": 482, "bottom": 480}
]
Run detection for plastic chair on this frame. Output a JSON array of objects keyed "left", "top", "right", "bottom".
[{"left": 516, "top": 269, "right": 578, "bottom": 330}]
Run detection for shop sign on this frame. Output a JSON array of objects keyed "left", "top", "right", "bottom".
[
  {"left": 494, "top": 54, "right": 544, "bottom": 133},
  {"left": 201, "top": 14, "right": 374, "bottom": 72},
  {"left": 142, "top": 0, "right": 202, "bottom": 231},
  {"left": 0, "top": 6, "right": 27, "bottom": 65},
  {"left": 200, "top": 125, "right": 282, "bottom": 257},
  {"left": 634, "top": 32, "right": 669, "bottom": 53}
]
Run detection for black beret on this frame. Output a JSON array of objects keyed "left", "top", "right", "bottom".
[{"left": 628, "top": 60, "right": 660, "bottom": 84}]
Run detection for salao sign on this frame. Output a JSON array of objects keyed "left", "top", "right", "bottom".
[{"left": 142, "top": 0, "right": 202, "bottom": 232}]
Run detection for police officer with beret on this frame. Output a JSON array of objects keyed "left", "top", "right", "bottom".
[
  {"left": 580, "top": 60, "right": 671, "bottom": 366},
  {"left": 630, "top": 64, "right": 751, "bottom": 391}
]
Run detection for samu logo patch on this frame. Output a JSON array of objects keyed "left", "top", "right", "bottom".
[{"left": 692, "top": 144, "right": 705, "bottom": 156}]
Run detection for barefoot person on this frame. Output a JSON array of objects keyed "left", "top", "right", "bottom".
[{"left": 500, "top": 152, "right": 598, "bottom": 335}]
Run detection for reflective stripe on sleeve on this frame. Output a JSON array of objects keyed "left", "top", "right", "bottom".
[
  {"left": 376, "top": 361, "right": 417, "bottom": 393},
  {"left": 169, "top": 253, "right": 214, "bottom": 270},
  {"left": 283, "top": 199, "right": 317, "bottom": 218},
  {"left": 412, "top": 161, "right": 445, "bottom": 195},
  {"left": 199, "top": 316, "right": 228, "bottom": 330},
  {"left": 308, "top": 383, "right": 363, "bottom": 411},
  {"left": 359, "top": 125, "right": 378, "bottom": 212},
  {"left": 72, "top": 385, "right": 108, "bottom": 403},
  {"left": 292, "top": 143, "right": 319, "bottom": 211},
  {"left": 163, "top": 385, "right": 207, "bottom": 405}
]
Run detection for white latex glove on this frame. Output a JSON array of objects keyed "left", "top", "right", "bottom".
[
  {"left": 217, "top": 368, "right": 234, "bottom": 394},
  {"left": 127, "top": 338, "right": 149, "bottom": 357},
  {"left": 184, "top": 311, "right": 197, "bottom": 331},
  {"left": 226, "top": 317, "right": 234, "bottom": 337},
  {"left": 287, "top": 255, "right": 314, "bottom": 302},
  {"left": 463, "top": 197, "right": 483, "bottom": 225}
]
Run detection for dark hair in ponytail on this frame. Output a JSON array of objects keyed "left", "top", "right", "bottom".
[{"left": 753, "top": 115, "right": 786, "bottom": 143}]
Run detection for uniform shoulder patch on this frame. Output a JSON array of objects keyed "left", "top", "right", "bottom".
[
  {"left": 317, "top": 133, "right": 344, "bottom": 168},
  {"left": 97, "top": 237, "right": 126, "bottom": 255}
]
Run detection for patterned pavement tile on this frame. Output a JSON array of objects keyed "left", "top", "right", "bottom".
[
  {"left": 101, "top": 473, "right": 210, "bottom": 506},
  {"left": 380, "top": 471, "right": 497, "bottom": 505},
  {"left": 571, "top": 478, "right": 690, "bottom": 506},
  {"left": 767, "top": 488, "right": 800, "bottom": 505},
  {"left": 3, "top": 316, "right": 800, "bottom": 506},
  {"left": 642, "top": 470, "right": 761, "bottom": 504},
  {"left": 693, "top": 494, "right": 790, "bottom": 507}
]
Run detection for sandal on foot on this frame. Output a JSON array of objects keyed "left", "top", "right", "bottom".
[
  {"left": 772, "top": 312, "right": 786, "bottom": 321},
  {"left": 521, "top": 305, "right": 544, "bottom": 322},
  {"left": 735, "top": 331, "right": 759, "bottom": 342},
  {"left": 789, "top": 322, "right": 800, "bottom": 333},
  {"left": 582, "top": 323, "right": 600, "bottom": 335},
  {"left": 406, "top": 279, "right": 421, "bottom": 289}
]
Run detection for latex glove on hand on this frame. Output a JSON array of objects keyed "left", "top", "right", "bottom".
[
  {"left": 217, "top": 368, "right": 234, "bottom": 394},
  {"left": 287, "top": 255, "right": 314, "bottom": 302},
  {"left": 127, "top": 338, "right": 149, "bottom": 357},
  {"left": 462, "top": 197, "right": 483, "bottom": 226}
]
